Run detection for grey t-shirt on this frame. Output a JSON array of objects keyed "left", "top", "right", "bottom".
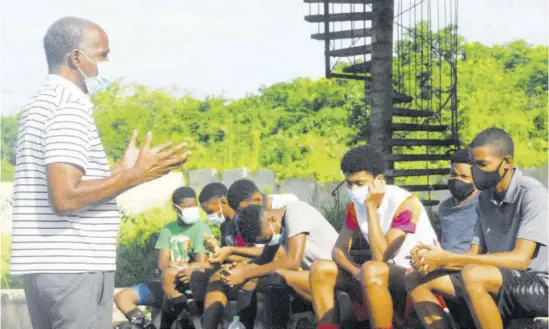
[
  {"left": 472, "top": 169, "right": 548, "bottom": 283},
  {"left": 438, "top": 194, "right": 479, "bottom": 253},
  {"left": 282, "top": 201, "right": 339, "bottom": 270}
]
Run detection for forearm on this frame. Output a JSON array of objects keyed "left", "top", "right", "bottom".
[
  {"left": 190, "top": 261, "right": 212, "bottom": 270},
  {"left": 366, "top": 204, "right": 389, "bottom": 261},
  {"left": 231, "top": 246, "right": 264, "bottom": 258},
  {"left": 49, "top": 167, "right": 141, "bottom": 215},
  {"left": 442, "top": 251, "right": 529, "bottom": 271},
  {"left": 333, "top": 247, "right": 361, "bottom": 277},
  {"left": 228, "top": 255, "right": 253, "bottom": 263},
  {"left": 245, "top": 256, "right": 299, "bottom": 280}
]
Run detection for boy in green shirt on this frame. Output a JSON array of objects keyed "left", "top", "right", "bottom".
[
  {"left": 157, "top": 186, "right": 212, "bottom": 329},
  {"left": 115, "top": 186, "right": 211, "bottom": 329}
]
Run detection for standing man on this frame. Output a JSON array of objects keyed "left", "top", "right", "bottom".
[{"left": 10, "top": 17, "right": 190, "bottom": 329}]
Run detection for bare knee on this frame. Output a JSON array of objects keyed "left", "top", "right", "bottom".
[
  {"left": 115, "top": 288, "right": 138, "bottom": 311},
  {"left": 461, "top": 264, "right": 489, "bottom": 293},
  {"left": 360, "top": 261, "right": 389, "bottom": 288},
  {"left": 162, "top": 268, "right": 179, "bottom": 288},
  {"left": 310, "top": 260, "right": 338, "bottom": 285}
]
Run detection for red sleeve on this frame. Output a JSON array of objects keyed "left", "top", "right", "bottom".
[
  {"left": 345, "top": 203, "right": 359, "bottom": 231},
  {"left": 235, "top": 233, "right": 248, "bottom": 247},
  {"left": 390, "top": 210, "right": 416, "bottom": 233}
]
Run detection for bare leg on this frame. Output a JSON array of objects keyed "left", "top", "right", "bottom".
[
  {"left": 360, "top": 261, "right": 406, "bottom": 328},
  {"left": 460, "top": 264, "right": 503, "bottom": 329},
  {"left": 310, "top": 260, "right": 361, "bottom": 325},
  {"left": 405, "top": 270, "right": 457, "bottom": 329},
  {"left": 276, "top": 269, "right": 312, "bottom": 301},
  {"left": 162, "top": 267, "right": 183, "bottom": 299},
  {"left": 310, "top": 260, "right": 340, "bottom": 324},
  {"left": 115, "top": 288, "right": 140, "bottom": 314},
  {"left": 115, "top": 287, "right": 155, "bottom": 329}
]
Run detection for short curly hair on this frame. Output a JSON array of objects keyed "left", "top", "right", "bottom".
[
  {"left": 340, "top": 145, "right": 386, "bottom": 176},
  {"left": 227, "top": 179, "right": 260, "bottom": 211},
  {"left": 237, "top": 204, "right": 265, "bottom": 243},
  {"left": 172, "top": 186, "right": 196, "bottom": 204},
  {"left": 198, "top": 183, "right": 227, "bottom": 204}
]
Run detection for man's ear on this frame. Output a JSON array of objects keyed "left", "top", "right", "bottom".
[
  {"left": 69, "top": 49, "right": 82, "bottom": 68},
  {"left": 220, "top": 196, "right": 228, "bottom": 205}
]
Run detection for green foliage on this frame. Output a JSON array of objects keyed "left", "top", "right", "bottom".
[
  {"left": 1, "top": 36, "right": 546, "bottom": 184},
  {"left": 320, "top": 198, "right": 348, "bottom": 232},
  {"left": 1, "top": 235, "right": 23, "bottom": 289},
  {"left": 1, "top": 158, "right": 15, "bottom": 182}
]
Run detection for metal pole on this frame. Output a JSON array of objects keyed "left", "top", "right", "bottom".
[{"left": 368, "top": 0, "right": 395, "bottom": 182}]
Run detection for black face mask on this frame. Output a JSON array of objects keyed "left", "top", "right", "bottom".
[
  {"left": 448, "top": 179, "right": 475, "bottom": 201},
  {"left": 472, "top": 159, "right": 508, "bottom": 191}
]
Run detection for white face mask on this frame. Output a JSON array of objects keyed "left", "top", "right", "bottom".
[
  {"left": 347, "top": 185, "right": 369, "bottom": 204},
  {"left": 267, "top": 222, "right": 283, "bottom": 246},
  {"left": 76, "top": 51, "right": 113, "bottom": 95},
  {"left": 207, "top": 201, "right": 226, "bottom": 226},
  {"left": 175, "top": 205, "right": 200, "bottom": 225}
]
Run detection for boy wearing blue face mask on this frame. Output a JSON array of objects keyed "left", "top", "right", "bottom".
[{"left": 309, "top": 145, "right": 439, "bottom": 329}]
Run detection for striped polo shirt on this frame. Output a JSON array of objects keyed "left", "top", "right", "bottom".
[{"left": 10, "top": 74, "right": 120, "bottom": 274}]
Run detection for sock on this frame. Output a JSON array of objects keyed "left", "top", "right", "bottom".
[
  {"left": 124, "top": 308, "right": 156, "bottom": 329},
  {"left": 317, "top": 325, "right": 339, "bottom": 329},
  {"left": 160, "top": 295, "right": 188, "bottom": 329}
]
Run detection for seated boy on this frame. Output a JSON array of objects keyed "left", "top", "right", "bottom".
[
  {"left": 309, "top": 145, "right": 439, "bottom": 329},
  {"left": 156, "top": 187, "right": 212, "bottom": 329},
  {"left": 438, "top": 149, "right": 479, "bottom": 253},
  {"left": 207, "top": 178, "right": 299, "bottom": 263},
  {"left": 199, "top": 182, "right": 263, "bottom": 262},
  {"left": 407, "top": 128, "right": 548, "bottom": 329},
  {"left": 202, "top": 200, "right": 338, "bottom": 329},
  {"left": 434, "top": 148, "right": 480, "bottom": 327}
]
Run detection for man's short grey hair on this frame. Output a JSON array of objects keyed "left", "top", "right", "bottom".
[{"left": 43, "top": 17, "right": 95, "bottom": 71}]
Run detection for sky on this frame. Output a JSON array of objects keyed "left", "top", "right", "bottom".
[{"left": 0, "top": 0, "right": 547, "bottom": 114}]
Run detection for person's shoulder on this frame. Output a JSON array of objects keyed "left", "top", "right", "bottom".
[
  {"left": 271, "top": 193, "right": 300, "bottom": 208},
  {"left": 161, "top": 221, "right": 179, "bottom": 231},
  {"left": 437, "top": 197, "right": 453, "bottom": 214},
  {"left": 518, "top": 173, "right": 546, "bottom": 191},
  {"left": 191, "top": 220, "right": 211, "bottom": 230},
  {"left": 519, "top": 176, "right": 548, "bottom": 204}
]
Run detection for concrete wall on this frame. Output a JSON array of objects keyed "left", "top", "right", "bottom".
[{"left": 1, "top": 167, "right": 547, "bottom": 234}]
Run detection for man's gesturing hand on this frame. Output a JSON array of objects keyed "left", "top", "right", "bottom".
[{"left": 131, "top": 132, "right": 191, "bottom": 184}]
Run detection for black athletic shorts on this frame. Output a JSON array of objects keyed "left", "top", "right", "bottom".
[{"left": 450, "top": 268, "right": 548, "bottom": 324}]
